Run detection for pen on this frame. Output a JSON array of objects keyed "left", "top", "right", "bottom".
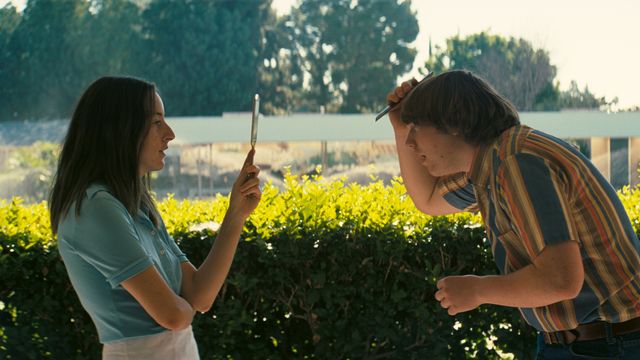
[
  {"left": 374, "top": 72, "right": 434, "bottom": 122},
  {"left": 251, "top": 94, "right": 259, "bottom": 148}
]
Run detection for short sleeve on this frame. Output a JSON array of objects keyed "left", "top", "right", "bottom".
[
  {"left": 437, "top": 172, "right": 479, "bottom": 212},
  {"left": 497, "top": 153, "right": 580, "bottom": 256},
  {"left": 71, "top": 193, "right": 153, "bottom": 288}
]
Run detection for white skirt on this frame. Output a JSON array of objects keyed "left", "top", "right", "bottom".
[{"left": 102, "top": 326, "right": 199, "bottom": 360}]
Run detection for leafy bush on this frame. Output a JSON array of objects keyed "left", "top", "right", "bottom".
[
  {"left": 6, "top": 142, "right": 60, "bottom": 171},
  {"left": 7, "top": 174, "right": 639, "bottom": 358},
  {"left": 618, "top": 185, "right": 640, "bottom": 235},
  {"left": 308, "top": 151, "right": 359, "bottom": 168},
  {"left": 0, "top": 142, "right": 60, "bottom": 202},
  {"left": 0, "top": 198, "right": 97, "bottom": 359}
]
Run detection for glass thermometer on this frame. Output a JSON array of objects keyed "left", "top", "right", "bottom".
[{"left": 251, "top": 94, "right": 260, "bottom": 148}]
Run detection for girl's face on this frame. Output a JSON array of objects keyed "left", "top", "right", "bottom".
[{"left": 139, "top": 93, "right": 175, "bottom": 176}]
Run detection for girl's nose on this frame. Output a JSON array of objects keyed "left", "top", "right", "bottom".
[{"left": 165, "top": 123, "right": 175, "bottom": 142}]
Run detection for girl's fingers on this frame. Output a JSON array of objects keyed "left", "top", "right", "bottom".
[
  {"left": 238, "top": 165, "right": 260, "bottom": 186},
  {"left": 241, "top": 184, "right": 262, "bottom": 198},
  {"left": 244, "top": 188, "right": 262, "bottom": 198},
  {"left": 243, "top": 165, "right": 260, "bottom": 177},
  {"left": 242, "top": 149, "right": 255, "bottom": 169},
  {"left": 248, "top": 165, "right": 260, "bottom": 175},
  {"left": 237, "top": 149, "right": 256, "bottom": 179},
  {"left": 240, "top": 178, "right": 260, "bottom": 193}
]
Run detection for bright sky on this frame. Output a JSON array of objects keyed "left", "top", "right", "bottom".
[
  {"left": 272, "top": 0, "right": 640, "bottom": 109},
  {"left": 3, "top": 0, "right": 639, "bottom": 108}
]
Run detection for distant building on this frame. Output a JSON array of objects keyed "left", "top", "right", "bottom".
[
  {"left": 164, "top": 111, "right": 640, "bottom": 189},
  {"left": 1, "top": 111, "right": 639, "bottom": 189}
]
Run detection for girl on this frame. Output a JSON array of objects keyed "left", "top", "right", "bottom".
[{"left": 49, "top": 76, "right": 261, "bottom": 359}]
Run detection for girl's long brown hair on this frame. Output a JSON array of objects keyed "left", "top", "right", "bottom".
[{"left": 49, "top": 76, "right": 160, "bottom": 234}]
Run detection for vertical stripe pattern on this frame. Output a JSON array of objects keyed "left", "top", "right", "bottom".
[{"left": 437, "top": 125, "right": 640, "bottom": 332}]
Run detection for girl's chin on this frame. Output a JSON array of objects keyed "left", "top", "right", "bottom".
[{"left": 139, "top": 162, "right": 165, "bottom": 175}]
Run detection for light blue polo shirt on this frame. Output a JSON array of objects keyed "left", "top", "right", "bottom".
[{"left": 57, "top": 184, "right": 189, "bottom": 343}]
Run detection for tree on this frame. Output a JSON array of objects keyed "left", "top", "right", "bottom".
[
  {"left": 0, "top": 0, "right": 149, "bottom": 121},
  {"left": 0, "top": 4, "right": 19, "bottom": 38},
  {"left": 0, "top": 0, "right": 93, "bottom": 120},
  {"left": 424, "top": 32, "right": 558, "bottom": 111},
  {"left": 256, "top": 9, "right": 306, "bottom": 115},
  {"left": 0, "top": 4, "right": 21, "bottom": 120},
  {"left": 532, "top": 81, "right": 560, "bottom": 111},
  {"left": 0, "top": 0, "right": 84, "bottom": 120},
  {"left": 621, "top": 105, "right": 640, "bottom": 112},
  {"left": 76, "top": 0, "right": 144, "bottom": 79},
  {"left": 140, "top": 0, "right": 272, "bottom": 116},
  {"left": 292, "top": 0, "right": 418, "bottom": 113},
  {"left": 558, "top": 80, "right": 616, "bottom": 111}
]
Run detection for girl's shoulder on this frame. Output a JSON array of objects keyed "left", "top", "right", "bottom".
[{"left": 72, "top": 184, "right": 132, "bottom": 226}]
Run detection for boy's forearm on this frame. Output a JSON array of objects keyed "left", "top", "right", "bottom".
[
  {"left": 393, "top": 128, "right": 440, "bottom": 211},
  {"left": 479, "top": 241, "right": 584, "bottom": 308},
  {"left": 478, "top": 266, "right": 578, "bottom": 308}
]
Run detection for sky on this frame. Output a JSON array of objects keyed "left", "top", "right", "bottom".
[
  {"left": 272, "top": 0, "right": 640, "bottom": 109},
  {"left": 3, "top": 0, "right": 639, "bottom": 108}
]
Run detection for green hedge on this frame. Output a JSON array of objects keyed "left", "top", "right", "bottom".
[{"left": 3, "top": 174, "right": 640, "bottom": 359}]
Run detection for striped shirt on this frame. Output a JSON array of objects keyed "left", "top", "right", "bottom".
[{"left": 438, "top": 125, "right": 640, "bottom": 332}]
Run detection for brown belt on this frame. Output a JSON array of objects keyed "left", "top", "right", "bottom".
[{"left": 544, "top": 317, "right": 640, "bottom": 345}]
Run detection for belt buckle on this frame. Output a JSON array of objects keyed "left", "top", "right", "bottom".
[
  {"left": 562, "top": 330, "right": 579, "bottom": 344},
  {"left": 544, "top": 330, "right": 579, "bottom": 345}
]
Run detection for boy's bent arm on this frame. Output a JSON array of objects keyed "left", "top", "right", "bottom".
[
  {"left": 436, "top": 241, "right": 584, "bottom": 315},
  {"left": 479, "top": 240, "right": 584, "bottom": 307}
]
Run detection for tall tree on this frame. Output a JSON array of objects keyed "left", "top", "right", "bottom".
[
  {"left": 0, "top": 4, "right": 21, "bottom": 120},
  {"left": 257, "top": 9, "right": 306, "bottom": 115},
  {"left": 424, "top": 32, "right": 557, "bottom": 111},
  {"left": 558, "top": 80, "right": 616, "bottom": 110},
  {"left": 0, "top": 4, "right": 20, "bottom": 39},
  {"left": 140, "top": 0, "right": 271, "bottom": 116},
  {"left": 292, "top": 0, "right": 418, "bottom": 113},
  {"left": 77, "top": 0, "right": 144, "bottom": 78},
  {"left": 0, "top": 0, "right": 92, "bottom": 120},
  {"left": 0, "top": 0, "right": 147, "bottom": 121}
]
